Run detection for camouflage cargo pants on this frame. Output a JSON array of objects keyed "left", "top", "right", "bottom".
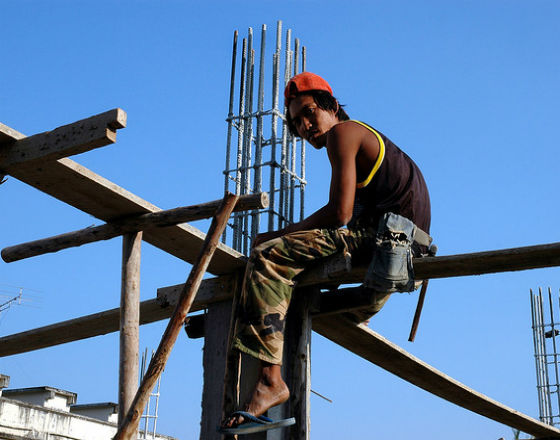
[{"left": 232, "top": 227, "right": 391, "bottom": 365}]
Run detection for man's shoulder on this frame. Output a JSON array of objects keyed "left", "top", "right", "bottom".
[
  {"left": 327, "top": 120, "right": 366, "bottom": 142},
  {"left": 331, "top": 119, "right": 363, "bottom": 133}
]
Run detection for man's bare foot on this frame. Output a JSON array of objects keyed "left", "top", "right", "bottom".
[{"left": 222, "top": 363, "right": 289, "bottom": 428}]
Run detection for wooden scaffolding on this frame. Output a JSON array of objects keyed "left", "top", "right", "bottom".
[{"left": 2, "top": 110, "right": 560, "bottom": 439}]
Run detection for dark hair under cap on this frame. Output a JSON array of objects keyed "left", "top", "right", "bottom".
[{"left": 285, "top": 90, "right": 350, "bottom": 137}]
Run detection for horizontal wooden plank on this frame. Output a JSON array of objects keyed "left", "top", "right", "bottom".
[
  {"left": 3, "top": 270, "right": 555, "bottom": 436},
  {"left": 297, "top": 241, "right": 560, "bottom": 287},
  {"left": 0, "top": 109, "right": 126, "bottom": 172},
  {"left": 0, "top": 275, "right": 234, "bottom": 357},
  {"left": 2, "top": 193, "right": 269, "bottom": 263},
  {"left": 312, "top": 315, "right": 560, "bottom": 438},
  {"left": 1, "top": 121, "right": 244, "bottom": 274},
  {"left": 9, "top": 238, "right": 559, "bottom": 356},
  {"left": 412, "top": 242, "right": 560, "bottom": 279}
]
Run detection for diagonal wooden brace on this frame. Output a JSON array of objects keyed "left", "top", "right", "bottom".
[{"left": 113, "top": 192, "right": 239, "bottom": 440}]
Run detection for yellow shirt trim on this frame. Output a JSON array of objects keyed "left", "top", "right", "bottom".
[{"left": 351, "top": 120, "right": 385, "bottom": 189}]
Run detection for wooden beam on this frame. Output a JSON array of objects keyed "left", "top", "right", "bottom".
[
  {"left": 277, "top": 288, "right": 314, "bottom": 440},
  {"left": 114, "top": 193, "right": 238, "bottom": 440},
  {"left": 0, "top": 122, "right": 25, "bottom": 144},
  {"left": 296, "top": 241, "right": 560, "bottom": 287},
  {"left": 199, "top": 300, "right": 235, "bottom": 440},
  {"left": 118, "top": 232, "right": 142, "bottom": 430},
  {"left": 0, "top": 275, "right": 234, "bottom": 357},
  {"left": 7, "top": 240, "right": 560, "bottom": 358},
  {"left": 0, "top": 122, "right": 244, "bottom": 274},
  {"left": 1, "top": 259, "right": 558, "bottom": 436},
  {"left": 2, "top": 193, "right": 269, "bottom": 263},
  {"left": 312, "top": 314, "right": 560, "bottom": 438},
  {"left": 0, "top": 109, "right": 126, "bottom": 172},
  {"left": 412, "top": 242, "right": 560, "bottom": 279}
]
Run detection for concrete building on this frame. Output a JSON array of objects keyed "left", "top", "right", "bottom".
[{"left": 0, "top": 378, "right": 176, "bottom": 440}]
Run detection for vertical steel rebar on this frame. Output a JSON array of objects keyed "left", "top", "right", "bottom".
[
  {"left": 539, "top": 290, "right": 552, "bottom": 424},
  {"left": 243, "top": 28, "right": 255, "bottom": 198},
  {"left": 222, "top": 22, "right": 306, "bottom": 254},
  {"left": 278, "top": 29, "right": 291, "bottom": 229},
  {"left": 141, "top": 348, "right": 148, "bottom": 438},
  {"left": 233, "top": 37, "right": 248, "bottom": 250},
  {"left": 251, "top": 24, "right": 267, "bottom": 242},
  {"left": 535, "top": 291, "right": 549, "bottom": 423},
  {"left": 547, "top": 286, "right": 560, "bottom": 423},
  {"left": 268, "top": 21, "right": 282, "bottom": 232},
  {"left": 557, "top": 288, "right": 560, "bottom": 421},
  {"left": 288, "top": 38, "right": 300, "bottom": 223},
  {"left": 533, "top": 290, "right": 548, "bottom": 423},
  {"left": 538, "top": 287, "right": 554, "bottom": 423},
  {"left": 532, "top": 291, "right": 545, "bottom": 422},
  {"left": 300, "top": 45, "right": 307, "bottom": 221},
  {"left": 269, "top": 21, "right": 281, "bottom": 231},
  {"left": 152, "top": 370, "right": 161, "bottom": 437},
  {"left": 241, "top": 28, "right": 256, "bottom": 254},
  {"left": 280, "top": 29, "right": 292, "bottom": 228},
  {"left": 223, "top": 30, "right": 238, "bottom": 243},
  {"left": 286, "top": 32, "right": 294, "bottom": 224}
]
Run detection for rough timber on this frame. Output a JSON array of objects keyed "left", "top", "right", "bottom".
[
  {"left": 3, "top": 118, "right": 560, "bottom": 438},
  {"left": 6, "top": 237, "right": 560, "bottom": 356},
  {"left": 0, "top": 120, "right": 243, "bottom": 275},
  {"left": 1, "top": 193, "right": 269, "bottom": 263}
]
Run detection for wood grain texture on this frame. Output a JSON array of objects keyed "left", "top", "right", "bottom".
[
  {"left": 2, "top": 193, "right": 268, "bottom": 263},
  {"left": 0, "top": 275, "right": 234, "bottom": 357},
  {"left": 297, "top": 242, "right": 560, "bottom": 287},
  {"left": 199, "top": 300, "right": 235, "bottom": 440},
  {"left": 0, "top": 121, "right": 244, "bottom": 274},
  {"left": 5, "top": 240, "right": 560, "bottom": 358},
  {"left": 114, "top": 193, "right": 238, "bottom": 440},
  {"left": 281, "top": 288, "right": 314, "bottom": 440},
  {"left": 0, "top": 109, "right": 126, "bottom": 171},
  {"left": 118, "top": 232, "right": 142, "bottom": 429},
  {"left": 412, "top": 242, "right": 560, "bottom": 279},
  {"left": 0, "top": 244, "right": 556, "bottom": 436}
]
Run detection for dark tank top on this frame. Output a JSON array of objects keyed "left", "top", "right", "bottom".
[{"left": 348, "top": 121, "right": 431, "bottom": 234}]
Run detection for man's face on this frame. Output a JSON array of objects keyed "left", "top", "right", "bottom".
[{"left": 288, "top": 94, "right": 339, "bottom": 149}]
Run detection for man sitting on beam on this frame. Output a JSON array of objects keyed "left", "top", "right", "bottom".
[{"left": 221, "top": 72, "right": 432, "bottom": 434}]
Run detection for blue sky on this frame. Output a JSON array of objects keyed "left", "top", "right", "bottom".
[{"left": 1, "top": 1, "right": 559, "bottom": 439}]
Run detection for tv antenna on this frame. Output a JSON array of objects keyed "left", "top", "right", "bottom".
[{"left": 0, "top": 284, "right": 38, "bottom": 318}]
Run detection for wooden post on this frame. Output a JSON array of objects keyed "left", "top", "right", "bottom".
[
  {"left": 271, "top": 287, "right": 314, "bottom": 440},
  {"left": 200, "top": 302, "right": 231, "bottom": 439},
  {"left": 199, "top": 296, "right": 237, "bottom": 440},
  {"left": 222, "top": 286, "right": 314, "bottom": 440},
  {"left": 222, "top": 281, "right": 243, "bottom": 436},
  {"left": 221, "top": 267, "right": 272, "bottom": 440},
  {"left": 118, "top": 232, "right": 142, "bottom": 429},
  {"left": 114, "top": 193, "right": 238, "bottom": 440}
]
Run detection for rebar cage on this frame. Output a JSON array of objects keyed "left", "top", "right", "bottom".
[
  {"left": 138, "top": 349, "right": 161, "bottom": 439},
  {"left": 530, "top": 287, "right": 560, "bottom": 426},
  {"left": 222, "top": 21, "right": 307, "bottom": 255}
]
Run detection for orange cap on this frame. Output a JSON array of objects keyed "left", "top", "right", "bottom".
[{"left": 284, "top": 72, "right": 333, "bottom": 103}]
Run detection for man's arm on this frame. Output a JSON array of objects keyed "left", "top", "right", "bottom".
[{"left": 254, "top": 122, "right": 362, "bottom": 246}]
